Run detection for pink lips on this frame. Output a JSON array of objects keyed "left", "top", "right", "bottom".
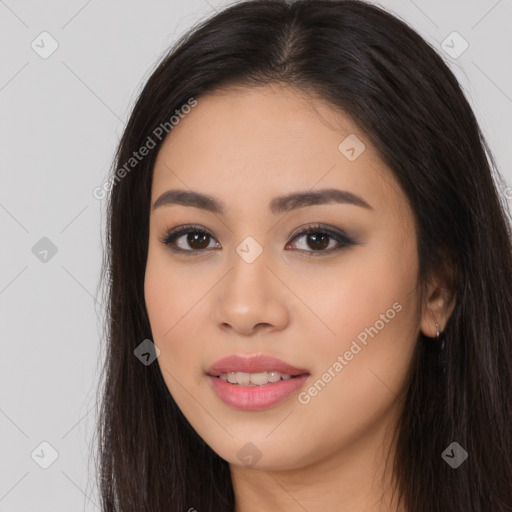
[
  {"left": 207, "top": 355, "right": 310, "bottom": 411},
  {"left": 207, "top": 354, "right": 309, "bottom": 376}
]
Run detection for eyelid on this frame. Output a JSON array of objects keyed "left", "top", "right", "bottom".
[{"left": 287, "top": 223, "right": 353, "bottom": 244}]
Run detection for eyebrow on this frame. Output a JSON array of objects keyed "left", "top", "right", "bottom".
[{"left": 152, "top": 188, "right": 373, "bottom": 214}]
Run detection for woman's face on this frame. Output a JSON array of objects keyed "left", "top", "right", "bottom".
[{"left": 144, "top": 84, "right": 426, "bottom": 471}]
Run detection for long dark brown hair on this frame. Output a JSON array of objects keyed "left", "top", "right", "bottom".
[{"left": 94, "top": 1, "right": 512, "bottom": 510}]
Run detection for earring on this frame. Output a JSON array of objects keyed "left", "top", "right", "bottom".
[{"left": 435, "top": 322, "right": 447, "bottom": 373}]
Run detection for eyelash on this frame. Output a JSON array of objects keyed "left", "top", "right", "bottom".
[{"left": 159, "top": 223, "right": 355, "bottom": 257}]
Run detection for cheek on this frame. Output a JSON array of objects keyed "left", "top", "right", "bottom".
[
  {"left": 144, "top": 249, "right": 212, "bottom": 391},
  {"left": 291, "top": 271, "right": 418, "bottom": 462},
  {"left": 144, "top": 239, "right": 199, "bottom": 340},
  {"left": 144, "top": 256, "right": 175, "bottom": 339},
  {"left": 308, "top": 243, "right": 419, "bottom": 404},
  {"left": 302, "top": 234, "right": 418, "bottom": 376},
  {"left": 304, "top": 246, "right": 418, "bottom": 349}
]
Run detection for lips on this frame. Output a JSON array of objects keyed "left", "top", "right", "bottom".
[
  {"left": 207, "top": 354, "right": 310, "bottom": 377},
  {"left": 206, "top": 354, "right": 311, "bottom": 410}
]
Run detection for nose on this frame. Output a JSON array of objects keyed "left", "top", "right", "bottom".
[{"left": 212, "top": 250, "right": 290, "bottom": 336}]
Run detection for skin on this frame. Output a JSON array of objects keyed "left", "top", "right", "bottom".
[{"left": 144, "top": 83, "right": 455, "bottom": 512}]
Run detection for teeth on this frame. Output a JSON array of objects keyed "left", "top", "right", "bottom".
[
  {"left": 218, "top": 371, "right": 294, "bottom": 385},
  {"left": 248, "top": 372, "right": 268, "bottom": 385},
  {"left": 268, "top": 371, "right": 281, "bottom": 383},
  {"left": 236, "top": 371, "right": 251, "bottom": 386}
]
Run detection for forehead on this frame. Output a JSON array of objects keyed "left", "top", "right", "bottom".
[{"left": 150, "top": 84, "right": 405, "bottom": 217}]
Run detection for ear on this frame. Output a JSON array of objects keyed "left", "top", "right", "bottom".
[{"left": 419, "top": 275, "right": 456, "bottom": 338}]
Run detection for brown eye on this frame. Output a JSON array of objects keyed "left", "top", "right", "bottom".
[
  {"left": 304, "top": 233, "right": 330, "bottom": 250},
  {"left": 161, "top": 226, "right": 220, "bottom": 253},
  {"left": 185, "top": 232, "right": 211, "bottom": 250},
  {"left": 286, "top": 224, "right": 355, "bottom": 255}
]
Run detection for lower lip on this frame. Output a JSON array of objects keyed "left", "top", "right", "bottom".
[{"left": 208, "top": 374, "right": 310, "bottom": 411}]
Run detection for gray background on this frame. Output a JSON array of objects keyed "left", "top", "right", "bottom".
[{"left": 0, "top": 0, "right": 511, "bottom": 510}]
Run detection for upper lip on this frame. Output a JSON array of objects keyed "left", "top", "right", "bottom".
[{"left": 207, "top": 354, "right": 310, "bottom": 377}]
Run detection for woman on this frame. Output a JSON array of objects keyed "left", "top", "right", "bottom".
[{"left": 95, "top": 1, "right": 512, "bottom": 510}]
